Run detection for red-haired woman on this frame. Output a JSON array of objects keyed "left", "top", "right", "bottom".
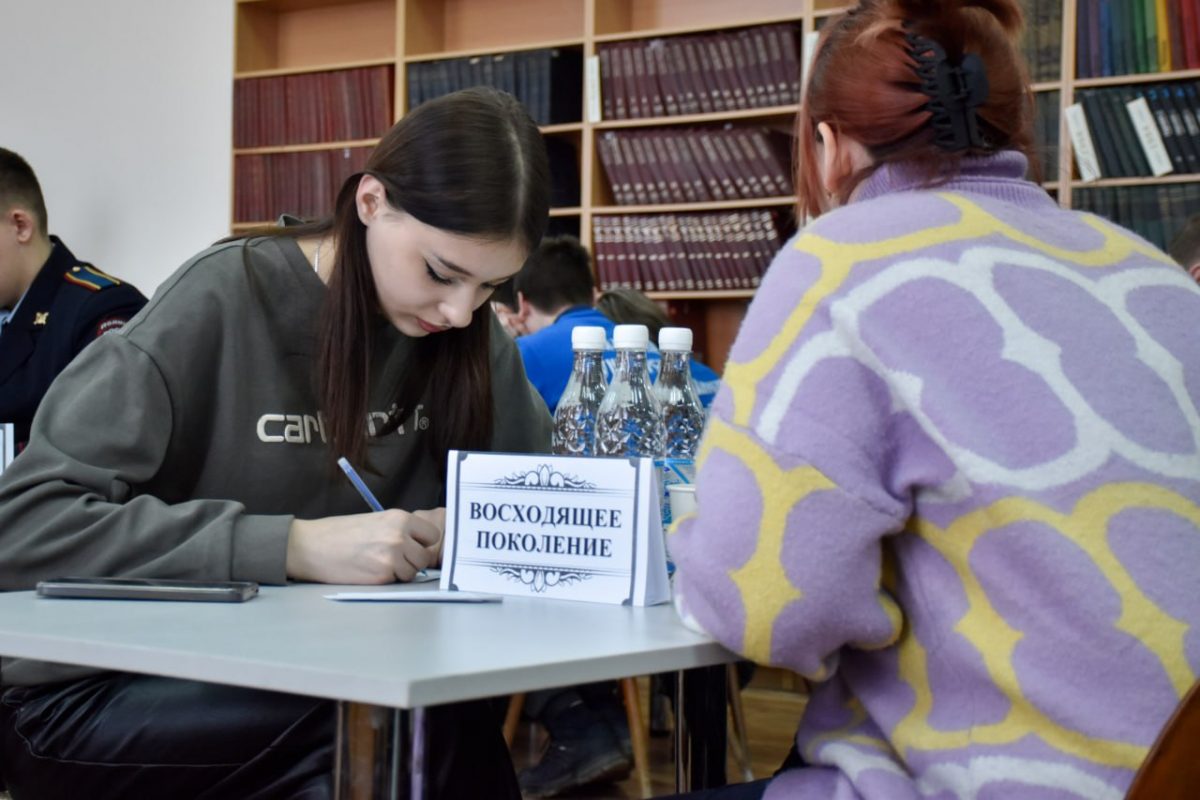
[{"left": 668, "top": 0, "right": 1200, "bottom": 798}]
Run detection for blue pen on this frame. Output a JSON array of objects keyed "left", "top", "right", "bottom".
[
  {"left": 337, "top": 457, "right": 385, "bottom": 511},
  {"left": 337, "top": 457, "right": 428, "bottom": 577}
]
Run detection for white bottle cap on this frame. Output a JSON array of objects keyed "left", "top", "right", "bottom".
[
  {"left": 612, "top": 324, "right": 650, "bottom": 349},
  {"left": 658, "top": 327, "right": 693, "bottom": 352},
  {"left": 571, "top": 325, "right": 607, "bottom": 350}
]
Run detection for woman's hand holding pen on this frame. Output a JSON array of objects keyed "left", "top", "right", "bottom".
[
  {"left": 286, "top": 509, "right": 443, "bottom": 584},
  {"left": 411, "top": 507, "right": 446, "bottom": 566}
]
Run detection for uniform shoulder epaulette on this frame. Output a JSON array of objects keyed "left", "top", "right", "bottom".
[{"left": 64, "top": 265, "right": 123, "bottom": 292}]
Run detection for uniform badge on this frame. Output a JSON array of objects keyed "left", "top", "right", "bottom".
[
  {"left": 96, "top": 316, "right": 128, "bottom": 337},
  {"left": 33, "top": 312, "right": 49, "bottom": 326}
]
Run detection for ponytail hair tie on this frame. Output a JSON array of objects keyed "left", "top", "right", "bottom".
[{"left": 906, "top": 31, "right": 990, "bottom": 152}]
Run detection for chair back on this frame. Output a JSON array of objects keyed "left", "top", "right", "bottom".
[{"left": 1126, "top": 680, "right": 1200, "bottom": 799}]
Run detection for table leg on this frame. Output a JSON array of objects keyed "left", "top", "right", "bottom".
[
  {"left": 335, "top": 702, "right": 428, "bottom": 800},
  {"left": 410, "top": 707, "right": 428, "bottom": 800},
  {"left": 674, "top": 665, "right": 728, "bottom": 793}
]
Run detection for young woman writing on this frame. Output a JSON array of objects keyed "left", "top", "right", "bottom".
[{"left": 0, "top": 87, "right": 552, "bottom": 799}]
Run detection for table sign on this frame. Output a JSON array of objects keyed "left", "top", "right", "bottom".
[{"left": 440, "top": 451, "right": 670, "bottom": 606}]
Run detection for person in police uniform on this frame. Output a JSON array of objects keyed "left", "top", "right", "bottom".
[{"left": 0, "top": 148, "right": 147, "bottom": 454}]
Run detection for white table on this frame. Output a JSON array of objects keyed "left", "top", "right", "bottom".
[{"left": 0, "top": 583, "right": 736, "bottom": 798}]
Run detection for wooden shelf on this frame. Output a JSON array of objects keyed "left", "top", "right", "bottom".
[
  {"left": 235, "top": 57, "right": 395, "bottom": 80},
  {"left": 236, "top": 0, "right": 395, "bottom": 72},
  {"left": 541, "top": 122, "right": 584, "bottom": 135},
  {"left": 646, "top": 289, "right": 757, "bottom": 300},
  {"left": 595, "top": 104, "right": 800, "bottom": 130},
  {"left": 231, "top": 221, "right": 272, "bottom": 229},
  {"left": 1073, "top": 68, "right": 1200, "bottom": 89},
  {"left": 592, "top": 196, "right": 795, "bottom": 215},
  {"left": 404, "top": 0, "right": 586, "bottom": 58},
  {"left": 1031, "top": 81, "right": 1062, "bottom": 93},
  {"left": 593, "top": 12, "right": 803, "bottom": 43},
  {"left": 237, "top": 0, "right": 378, "bottom": 8},
  {"left": 234, "top": 138, "right": 382, "bottom": 155},
  {"left": 549, "top": 207, "right": 582, "bottom": 217},
  {"left": 236, "top": 0, "right": 387, "bottom": 10},
  {"left": 403, "top": 37, "right": 585, "bottom": 63},
  {"left": 1070, "top": 174, "right": 1200, "bottom": 189}
]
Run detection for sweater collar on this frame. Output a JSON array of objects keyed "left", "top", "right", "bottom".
[{"left": 850, "top": 151, "right": 1056, "bottom": 210}]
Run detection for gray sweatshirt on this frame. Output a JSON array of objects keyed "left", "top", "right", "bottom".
[{"left": 0, "top": 236, "right": 552, "bottom": 685}]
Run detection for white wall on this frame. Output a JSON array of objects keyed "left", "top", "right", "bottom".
[{"left": 1, "top": 0, "right": 233, "bottom": 296}]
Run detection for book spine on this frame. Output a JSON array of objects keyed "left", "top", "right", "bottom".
[
  {"left": 1125, "top": 94, "right": 1175, "bottom": 176},
  {"left": 1064, "top": 101, "right": 1104, "bottom": 182}
]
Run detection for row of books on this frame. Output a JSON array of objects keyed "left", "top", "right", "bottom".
[
  {"left": 406, "top": 48, "right": 582, "bottom": 126},
  {"left": 233, "top": 138, "right": 580, "bottom": 223},
  {"left": 233, "top": 66, "right": 392, "bottom": 149},
  {"left": 1075, "top": 0, "right": 1200, "bottom": 78},
  {"left": 233, "top": 147, "right": 372, "bottom": 223},
  {"left": 1032, "top": 91, "right": 1062, "bottom": 180},
  {"left": 596, "top": 127, "right": 793, "bottom": 206},
  {"left": 592, "top": 211, "right": 785, "bottom": 292},
  {"left": 597, "top": 24, "right": 802, "bottom": 121},
  {"left": 1070, "top": 82, "right": 1200, "bottom": 179},
  {"left": 1074, "top": 182, "right": 1200, "bottom": 251},
  {"left": 1019, "top": 0, "right": 1064, "bottom": 82}
]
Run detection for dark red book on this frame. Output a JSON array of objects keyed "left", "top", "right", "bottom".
[
  {"left": 666, "top": 39, "right": 699, "bottom": 115},
  {"left": 598, "top": 46, "right": 616, "bottom": 121},
  {"left": 591, "top": 216, "right": 615, "bottom": 289},
  {"left": 615, "top": 134, "right": 649, "bottom": 205},
  {"left": 647, "top": 40, "right": 679, "bottom": 116},
  {"left": 681, "top": 37, "right": 715, "bottom": 113},
  {"left": 647, "top": 133, "right": 685, "bottom": 203},
  {"left": 629, "top": 133, "right": 667, "bottom": 204},
  {"left": 736, "top": 28, "right": 772, "bottom": 108},
  {"left": 716, "top": 34, "right": 749, "bottom": 110},
  {"left": 629, "top": 44, "right": 652, "bottom": 118}
]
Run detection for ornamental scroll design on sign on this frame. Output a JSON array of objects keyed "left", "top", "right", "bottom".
[
  {"left": 494, "top": 464, "right": 596, "bottom": 491},
  {"left": 491, "top": 565, "right": 592, "bottom": 593}
]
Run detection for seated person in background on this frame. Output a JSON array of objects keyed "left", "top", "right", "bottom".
[
  {"left": 668, "top": 0, "right": 1200, "bottom": 798},
  {"left": 595, "top": 286, "right": 674, "bottom": 341},
  {"left": 596, "top": 286, "right": 721, "bottom": 402},
  {"left": 1169, "top": 212, "right": 1200, "bottom": 284},
  {"left": 511, "top": 235, "right": 718, "bottom": 413},
  {"left": 0, "top": 148, "right": 147, "bottom": 453},
  {"left": 0, "top": 88, "right": 552, "bottom": 800}
]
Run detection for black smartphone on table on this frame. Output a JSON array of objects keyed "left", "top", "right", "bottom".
[{"left": 36, "top": 577, "right": 259, "bottom": 603}]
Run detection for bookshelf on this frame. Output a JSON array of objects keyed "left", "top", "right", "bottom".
[{"left": 230, "top": 0, "right": 1200, "bottom": 372}]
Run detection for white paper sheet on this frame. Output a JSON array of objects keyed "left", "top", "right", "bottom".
[{"left": 324, "top": 590, "right": 500, "bottom": 603}]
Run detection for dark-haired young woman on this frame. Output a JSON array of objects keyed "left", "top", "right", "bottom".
[
  {"left": 0, "top": 88, "right": 552, "bottom": 799},
  {"left": 668, "top": 0, "right": 1200, "bottom": 798}
]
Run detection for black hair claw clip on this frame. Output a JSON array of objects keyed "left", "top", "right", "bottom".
[{"left": 906, "top": 32, "right": 991, "bottom": 152}]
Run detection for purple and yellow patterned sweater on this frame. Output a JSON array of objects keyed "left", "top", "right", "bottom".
[{"left": 671, "top": 152, "right": 1200, "bottom": 799}]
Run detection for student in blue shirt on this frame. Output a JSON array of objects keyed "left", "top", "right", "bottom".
[{"left": 510, "top": 235, "right": 719, "bottom": 414}]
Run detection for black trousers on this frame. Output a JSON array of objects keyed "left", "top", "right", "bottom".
[{"left": 0, "top": 673, "right": 520, "bottom": 800}]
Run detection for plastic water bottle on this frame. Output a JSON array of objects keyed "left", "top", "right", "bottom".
[
  {"left": 654, "top": 327, "right": 705, "bottom": 460},
  {"left": 595, "top": 324, "right": 665, "bottom": 458},
  {"left": 653, "top": 328, "right": 703, "bottom": 570},
  {"left": 552, "top": 326, "right": 609, "bottom": 455}
]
